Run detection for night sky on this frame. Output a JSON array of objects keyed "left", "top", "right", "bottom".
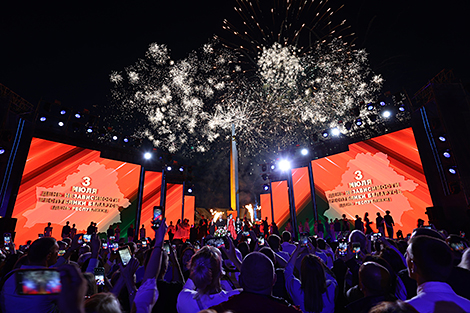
[{"left": 1, "top": 0, "right": 469, "bottom": 208}]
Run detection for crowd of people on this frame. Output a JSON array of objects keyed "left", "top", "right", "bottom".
[{"left": 1, "top": 213, "right": 470, "bottom": 313}]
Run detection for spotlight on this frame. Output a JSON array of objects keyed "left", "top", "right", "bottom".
[
  {"left": 75, "top": 113, "right": 81, "bottom": 118},
  {"left": 443, "top": 150, "right": 451, "bottom": 158},
  {"left": 322, "top": 131, "right": 329, "bottom": 138},
  {"left": 270, "top": 164, "right": 276, "bottom": 170},
  {"left": 301, "top": 148, "right": 308, "bottom": 156},
  {"left": 39, "top": 116, "right": 47, "bottom": 122},
  {"left": 179, "top": 166, "right": 184, "bottom": 172},
  {"left": 187, "top": 187, "right": 193, "bottom": 194},
  {"left": 331, "top": 128, "right": 340, "bottom": 136},
  {"left": 123, "top": 137, "right": 129, "bottom": 143},
  {"left": 0, "top": 148, "right": 5, "bottom": 155},
  {"left": 262, "top": 184, "right": 270, "bottom": 191},
  {"left": 261, "top": 164, "right": 267, "bottom": 172},
  {"left": 166, "top": 166, "right": 172, "bottom": 171},
  {"left": 112, "top": 136, "right": 118, "bottom": 141},
  {"left": 367, "top": 104, "right": 374, "bottom": 111},
  {"left": 144, "top": 152, "right": 152, "bottom": 160},
  {"left": 380, "top": 101, "right": 386, "bottom": 106},
  {"left": 261, "top": 173, "right": 268, "bottom": 181},
  {"left": 355, "top": 119, "right": 362, "bottom": 126},
  {"left": 448, "top": 167, "right": 457, "bottom": 175},
  {"left": 87, "top": 127, "right": 93, "bottom": 133},
  {"left": 278, "top": 159, "right": 291, "bottom": 171},
  {"left": 60, "top": 110, "right": 66, "bottom": 115},
  {"left": 382, "top": 111, "right": 391, "bottom": 118},
  {"left": 398, "top": 106, "right": 405, "bottom": 112},
  {"left": 438, "top": 135, "right": 446, "bottom": 142},
  {"left": 58, "top": 121, "right": 64, "bottom": 127},
  {"left": 345, "top": 122, "right": 352, "bottom": 131}
]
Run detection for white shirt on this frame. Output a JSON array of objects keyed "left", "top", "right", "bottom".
[
  {"left": 276, "top": 250, "right": 291, "bottom": 263},
  {"left": 134, "top": 278, "right": 159, "bottom": 313},
  {"left": 406, "top": 281, "right": 470, "bottom": 313},
  {"left": 284, "top": 262, "right": 337, "bottom": 313},
  {"left": 176, "top": 278, "right": 240, "bottom": 313},
  {"left": 281, "top": 242, "right": 296, "bottom": 255}
]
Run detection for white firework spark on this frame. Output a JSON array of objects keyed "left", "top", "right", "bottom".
[{"left": 108, "top": 0, "right": 398, "bottom": 158}]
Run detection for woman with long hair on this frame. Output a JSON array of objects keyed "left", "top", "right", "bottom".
[
  {"left": 176, "top": 246, "right": 240, "bottom": 313},
  {"left": 285, "top": 245, "right": 336, "bottom": 313},
  {"left": 364, "top": 212, "right": 374, "bottom": 235}
]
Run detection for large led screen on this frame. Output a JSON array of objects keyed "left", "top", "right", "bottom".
[
  {"left": 133, "top": 174, "right": 188, "bottom": 239},
  {"left": 260, "top": 170, "right": 313, "bottom": 233},
  {"left": 140, "top": 171, "right": 162, "bottom": 233},
  {"left": 312, "top": 127, "right": 433, "bottom": 235},
  {"left": 13, "top": 138, "right": 141, "bottom": 244},
  {"left": 165, "top": 183, "right": 184, "bottom": 226},
  {"left": 183, "top": 195, "right": 195, "bottom": 226}
]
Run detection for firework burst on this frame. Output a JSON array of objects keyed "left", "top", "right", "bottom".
[
  {"left": 109, "top": 39, "right": 241, "bottom": 155},
  {"left": 221, "top": 0, "right": 352, "bottom": 66},
  {"left": 109, "top": 1, "right": 398, "bottom": 158}
]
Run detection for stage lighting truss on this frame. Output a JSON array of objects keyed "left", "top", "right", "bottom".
[
  {"left": 261, "top": 164, "right": 267, "bottom": 172},
  {"left": 448, "top": 166, "right": 457, "bottom": 175}
]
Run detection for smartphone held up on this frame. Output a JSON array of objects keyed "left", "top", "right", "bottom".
[
  {"left": 151, "top": 206, "right": 165, "bottom": 229},
  {"left": 16, "top": 269, "right": 61, "bottom": 295}
]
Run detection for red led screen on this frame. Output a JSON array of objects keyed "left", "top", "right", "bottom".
[
  {"left": 165, "top": 183, "right": 184, "bottom": 226},
  {"left": 140, "top": 171, "right": 162, "bottom": 233},
  {"left": 183, "top": 195, "right": 195, "bottom": 225},
  {"left": 13, "top": 138, "right": 141, "bottom": 244},
  {"left": 311, "top": 127, "right": 432, "bottom": 235},
  {"left": 260, "top": 193, "right": 273, "bottom": 224}
]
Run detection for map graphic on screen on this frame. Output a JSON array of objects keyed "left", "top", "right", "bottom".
[
  {"left": 13, "top": 138, "right": 140, "bottom": 244},
  {"left": 312, "top": 127, "right": 433, "bottom": 235}
]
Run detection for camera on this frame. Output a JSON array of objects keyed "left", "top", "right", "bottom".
[
  {"left": 151, "top": 206, "right": 164, "bottom": 229},
  {"left": 299, "top": 232, "right": 309, "bottom": 247},
  {"left": 94, "top": 267, "right": 105, "bottom": 286},
  {"left": 338, "top": 240, "right": 347, "bottom": 256},
  {"left": 4, "top": 233, "right": 11, "bottom": 245},
  {"left": 16, "top": 269, "right": 61, "bottom": 295},
  {"left": 206, "top": 238, "right": 225, "bottom": 249},
  {"left": 352, "top": 242, "right": 361, "bottom": 258},
  {"left": 118, "top": 246, "right": 132, "bottom": 266},
  {"left": 83, "top": 234, "right": 91, "bottom": 243}
]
